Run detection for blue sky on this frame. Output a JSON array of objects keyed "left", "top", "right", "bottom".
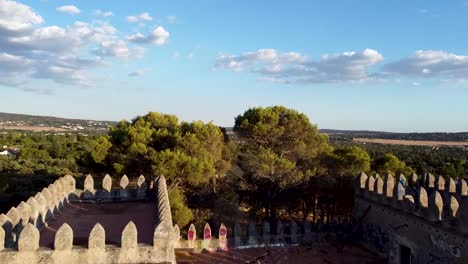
[{"left": 1, "top": 0, "right": 468, "bottom": 132}]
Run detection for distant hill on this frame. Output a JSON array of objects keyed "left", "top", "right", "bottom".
[
  {"left": 320, "top": 129, "right": 468, "bottom": 142},
  {"left": 0, "top": 112, "right": 117, "bottom": 133}
]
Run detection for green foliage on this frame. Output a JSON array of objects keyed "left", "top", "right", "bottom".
[
  {"left": 373, "top": 153, "right": 414, "bottom": 176},
  {"left": 90, "top": 136, "right": 112, "bottom": 164},
  {"left": 234, "top": 106, "right": 330, "bottom": 219},
  {"left": 168, "top": 187, "right": 193, "bottom": 227},
  {"left": 324, "top": 146, "right": 371, "bottom": 176}
]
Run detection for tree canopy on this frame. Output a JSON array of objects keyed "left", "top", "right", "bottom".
[
  {"left": 234, "top": 106, "right": 330, "bottom": 220},
  {"left": 107, "top": 112, "right": 234, "bottom": 226}
]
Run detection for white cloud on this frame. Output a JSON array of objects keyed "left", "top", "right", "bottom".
[
  {"left": 128, "top": 67, "right": 152, "bottom": 77},
  {"left": 383, "top": 50, "right": 468, "bottom": 80},
  {"left": 93, "top": 10, "right": 113, "bottom": 17},
  {"left": 56, "top": 5, "right": 80, "bottom": 15},
  {"left": 0, "top": 0, "right": 43, "bottom": 32},
  {"left": 215, "top": 48, "right": 382, "bottom": 83},
  {"left": 127, "top": 26, "right": 169, "bottom": 46},
  {"left": 126, "top": 12, "right": 152, "bottom": 23},
  {"left": 0, "top": 0, "right": 145, "bottom": 89}
]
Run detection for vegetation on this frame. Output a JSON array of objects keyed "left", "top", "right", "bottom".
[{"left": 1, "top": 107, "right": 466, "bottom": 228}]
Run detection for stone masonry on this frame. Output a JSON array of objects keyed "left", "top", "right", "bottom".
[{"left": 0, "top": 174, "right": 178, "bottom": 264}]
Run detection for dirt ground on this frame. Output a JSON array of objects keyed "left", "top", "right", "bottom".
[
  {"left": 353, "top": 137, "right": 468, "bottom": 147},
  {"left": 39, "top": 202, "right": 156, "bottom": 248},
  {"left": 176, "top": 245, "right": 385, "bottom": 264}
]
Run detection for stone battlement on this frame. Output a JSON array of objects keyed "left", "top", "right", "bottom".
[
  {"left": 0, "top": 174, "right": 178, "bottom": 264},
  {"left": 355, "top": 172, "right": 468, "bottom": 233},
  {"left": 354, "top": 172, "right": 468, "bottom": 263}
]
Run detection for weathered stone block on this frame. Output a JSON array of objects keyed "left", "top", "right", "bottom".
[
  {"left": 17, "top": 202, "right": 32, "bottom": 225},
  {"left": 84, "top": 174, "right": 94, "bottom": 192},
  {"left": 6, "top": 207, "right": 21, "bottom": 227},
  {"left": 18, "top": 224, "right": 39, "bottom": 252},
  {"left": 383, "top": 174, "right": 394, "bottom": 198},
  {"left": 428, "top": 190, "right": 443, "bottom": 221},
  {"left": 55, "top": 223, "right": 73, "bottom": 251},
  {"left": 120, "top": 175, "right": 129, "bottom": 189},
  {"left": 102, "top": 174, "right": 112, "bottom": 192},
  {"left": 122, "top": 221, "right": 137, "bottom": 250},
  {"left": 89, "top": 223, "right": 106, "bottom": 249},
  {"left": 120, "top": 221, "right": 139, "bottom": 264}
]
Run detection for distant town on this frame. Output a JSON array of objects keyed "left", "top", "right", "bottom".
[{"left": 0, "top": 112, "right": 116, "bottom": 134}]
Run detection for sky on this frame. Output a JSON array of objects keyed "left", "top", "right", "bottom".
[{"left": 1, "top": 0, "right": 468, "bottom": 132}]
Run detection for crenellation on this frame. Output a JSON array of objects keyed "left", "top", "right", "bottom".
[
  {"left": 40, "top": 188, "right": 53, "bottom": 212},
  {"left": 120, "top": 175, "right": 129, "bottom": 189},
  {"left": 6, "top": 208, "right": 21, "bottom": 228},
  {"left": 383, "top": 173, "right": 394, "bottom": 198},
  {"left": 187, "top": 223, "right": 197, "bottom": 248},
  {"left": 374, "top": 174, "right": 383, "bottom": 195},
  {"left": 417, "top": 186, "right": 428, "bottom": 208},
  {"left": 88, "top": 223, "right": 105, "bottom": 250},
  {"left": 409, "top": 172, "right": 418, "bottom": 186},
  {"left": 102, "top": 174, "right": 112, "bottom": 192},
  {"left": 426, "top": 173, "right": 435, "bottom": 188},
  {"left": 64, "top": 174, "right": 76, "bottom": 193},
  {"left": 393, "top": 182, "right": 405, "bottom": 201},
  {"left": 202, "top": 223, "right": 211, "bottom": 249},
  {"left": 18, "top": 224, "right": 39, "bottom": 252},
  {"left": 358, "top": 172, "right": 368, "bottom": 190},
  {"left": 137, "top": 175, "right": 146, "bottom": 189},
  {"left": 0, "top": 173, "right": 177, "bottom": 264},
  {"left": 366, "top": 175, "right": 375, "bottom": 192},
  {"left": 16, "top": 202, "right": 32, "bottom": 225},
  {"left": 120, "top": 221, "right": 139, "bottom": 263},
  {"left": 447, "top": 195, "right": 460, "bottom": 218},
  {"left": 47, "top": 184, "right": 59, "bottom": 211},
  {"left": 428, "top": 190, "right": 444, "bottom": 221},
  {"left": 435, "top": 175, "right": 445, "bottom": 191},
  {"left": 25, "top": 197, "right": 40, "bottom": 227},
  {"left": 54, "top": 224, "right": 73, "bottom": 251},
  {"left": 447, "top": 177, "right": 456, "bottom": 193},
  {"left": 457, "top": 179, "right": 467, "bottom": 196},
  {"left": 33, "top": 193, "right": 47, "bottom": 219},
  {"left": 397, "top": 173, "right": 406, "bottom": 186}
]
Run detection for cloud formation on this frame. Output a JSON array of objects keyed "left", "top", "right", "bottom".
[
  {"left": 215, "top": 48, "right": 383, "bottom": 83},
  {"left": 216, "top": 48, "right": 468, "bottom": 84},
  {"left": 93, "top": 10, "right": 113, "bottom": 17},
  {"left": 56, "top": 5, "right": 80, "bottom": 15},
  {"left": 126, "top": 12, "right": 152, "bottom": 23},
  {"left": 383, "top": 50, "right": 468, "bottom": 80},
  {"left": 0, "top": 0, "right": 151, "bottom": 89},
  {"left": 127, "top": 26, "right": 169, "bottom": 46}
]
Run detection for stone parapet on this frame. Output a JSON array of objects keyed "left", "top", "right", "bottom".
[{"left": 0, "top": 173, "right": 177, "bottom": 264}]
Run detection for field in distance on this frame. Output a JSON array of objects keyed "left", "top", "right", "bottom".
[{"left": 353, "top": 138, "right": 468, "bottom": 147}]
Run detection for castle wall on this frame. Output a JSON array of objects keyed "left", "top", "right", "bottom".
[
  {"left": 0, "top": 174, "right": 178, "bottom": 264},
  {"left": 353, "top": 172, "right": 468, "bottom": 264}
]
